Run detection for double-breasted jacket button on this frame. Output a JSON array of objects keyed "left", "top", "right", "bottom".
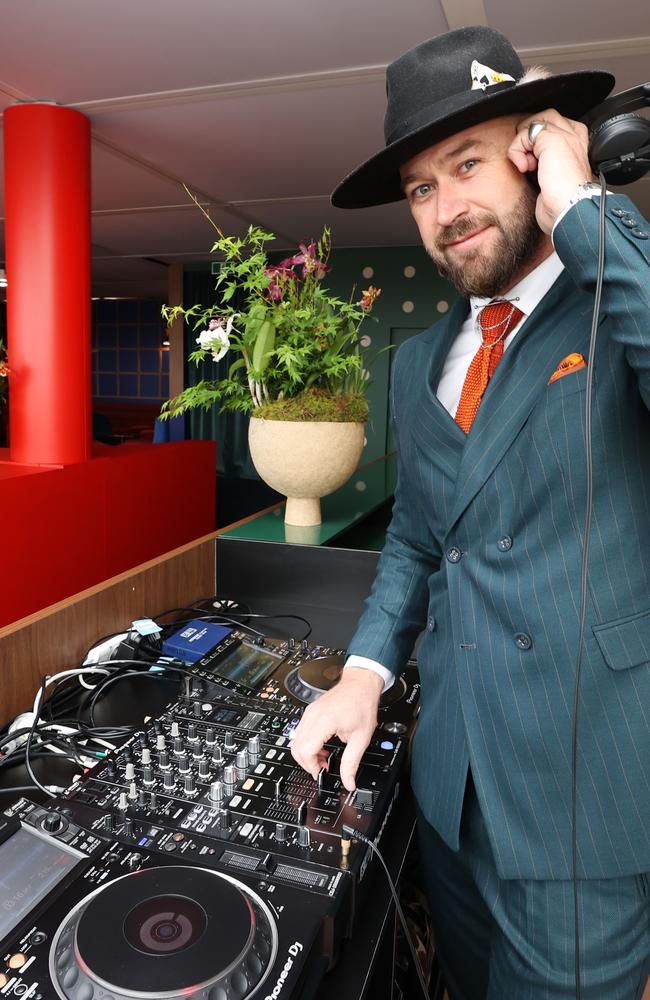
[
  {"left": 622, "top": 217, "right": 638, "bottom": 228},
  {"left": 446, "top": 546, "right": 462, "bottom": 563},
  {"left": 497, "top": 535, "right": 513, "bottom": 551},
  {"left": 514, "top": 632, "right": 533, "bottom": 650},
  {"left": 427, "top": 617, "right": 436, "bottom": 632},
  {"left": 632, "top": 228, "right": 648, "bottom": 240},
  {"left": 611, "top": 208, "right": 626, "bottom": 218}
]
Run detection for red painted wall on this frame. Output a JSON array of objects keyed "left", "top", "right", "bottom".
[{"left": 0, "top": 440, "right": 216, "bottom": 627}]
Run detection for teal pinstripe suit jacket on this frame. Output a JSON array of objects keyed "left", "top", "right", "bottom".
[{"left": 347, "top": 194, "right": 650, "bottom": 881}]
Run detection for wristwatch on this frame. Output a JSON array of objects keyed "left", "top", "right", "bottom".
[{"left": 568, "top": 181, "right": 603, "bottom": 205}]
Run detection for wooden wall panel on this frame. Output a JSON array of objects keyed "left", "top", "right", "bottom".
[{"left": 0, "top": 532, "right": 217, "bottom": 725}]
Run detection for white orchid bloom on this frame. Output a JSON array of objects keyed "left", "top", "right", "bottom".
[{"left": 196, "top": 314, "right": 239, "bottom": 363}]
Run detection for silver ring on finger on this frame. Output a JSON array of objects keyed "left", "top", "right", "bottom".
[{"left": 528, "top": 121, "right": 546, "bottom": 144}]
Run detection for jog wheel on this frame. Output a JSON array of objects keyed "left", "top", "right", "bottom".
[
  {"left": 285, "top": 655, "right": 407, "bottom": 706},
  {"left": 50, "top": 866, "right": 277, "bottom": 1000}
]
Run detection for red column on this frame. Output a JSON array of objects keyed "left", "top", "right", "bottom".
[{"left": 4, "top": 103, "right": 91, "bottom": 465}]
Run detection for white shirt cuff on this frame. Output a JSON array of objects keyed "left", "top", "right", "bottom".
[
  {"left": 344, "top": 655, "right": 395, "bottom": 692},
  {"left": 552, "top": 185, "right": 604, "bottom": 238}
]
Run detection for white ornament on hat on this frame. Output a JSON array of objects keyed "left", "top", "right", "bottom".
[{"left": 470, "top": 59, "right": 516, "bottom": 91}]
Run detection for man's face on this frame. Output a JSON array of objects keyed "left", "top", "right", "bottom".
[{"left": 400, "top": 116, "right": 549, "bottom": 297}]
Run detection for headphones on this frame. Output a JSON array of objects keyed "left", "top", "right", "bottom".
[{"left": 585, "top": 82, "right": 650, "bottom": 183}]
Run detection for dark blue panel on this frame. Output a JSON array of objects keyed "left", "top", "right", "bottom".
[
  {"left": 119, "top": 350, "right": 137, "bottom": 372},
  {"left": 119, "top": 373, "right": 138, "bottom": 396},
  {"left": 140, "top": 350, "right": 160, "bottom": 373},
  {"left": 140, "top": 374, "right": 161, "bottom": 398},
  {"left": 140, "top": 327, "right": 163, "bottom": 349},
  {"left": 161, "top": 351, "right": 170, "bottom": 373},
  {"left": 97, "top": 326, "right": 118, "bottom": 348},
  {"left": 96, "top": 300, "right": 118, "bottom": 322},
  {"left": 98, "top": 350, "right": 117, "bottom": 371},
  {"left": 98, "top": 374, "right": 117, "bottom": 396},
  {"left": 119, "top": 325, "right": 139, "bottom": 347},
  {"left": 118, "top": 300, "right": 138, "bottom": 322}
]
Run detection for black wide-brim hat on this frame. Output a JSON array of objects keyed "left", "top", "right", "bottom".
[{"left": 332, "top": 26, "right": 615, "bottom": 209}]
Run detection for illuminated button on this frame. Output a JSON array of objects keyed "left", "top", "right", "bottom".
[
  {"left": 230, "top": 795, "right": 242, "bottom": 807},
  {"left": 9, "top": 953, "right": 27, "bottom": 969},
  {"left": 266, "top": 749, "right": 277, "bottom": 759},
  {"left": 0, "top": 974, "right": 6, "bottom": 988},
  {"left": 380, "top": 740, "right": 395, "bottom": 751},
  {"left": 260, "top": 692, "right": 269, "bottom": 699},
  {"left": 172, "top": 832, "right": 185, "bottom": 842},
  {"left": 254, "top": 764, "right": 265, "bottom": 774},
  {"left": 240, "top": 822, "right": 253, "bottom": 837},
  {"left": 242, "top": 778, "right": 255, "bottom": 791},
  {"left": 275, "top": 737, "right": 286, "bottom": 746}
]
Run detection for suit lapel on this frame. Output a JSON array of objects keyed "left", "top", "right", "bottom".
[
  {"left": 411, "top": 296, "right": 468, "bottom": 479},
  {"left": 447, "top": 271, "right": 593, "bottom": 530}
]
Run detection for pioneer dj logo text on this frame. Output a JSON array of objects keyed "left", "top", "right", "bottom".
[{"left": 264, "top": 941, "right": 304, "bottom": 999}]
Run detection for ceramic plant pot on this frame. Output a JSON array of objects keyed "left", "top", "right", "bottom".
[{"left": 248, "top": 418, "right": 365, "bottom": 526}]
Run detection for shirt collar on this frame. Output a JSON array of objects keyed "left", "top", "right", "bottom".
[{"left": 470, "top": 251, "right": 565, "bottom": 322}]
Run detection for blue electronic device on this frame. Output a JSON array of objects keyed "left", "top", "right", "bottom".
[{"left": 161, "top": 620, "right": 233, "bottom": 664}]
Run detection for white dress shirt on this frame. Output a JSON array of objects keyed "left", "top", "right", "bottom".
[{"left": 346, "top": 249, "right": 566, "bottom": 691}]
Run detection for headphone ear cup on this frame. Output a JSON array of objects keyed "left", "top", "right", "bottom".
[{"left": 588, "top": 112, "right": 650, "bottom": 183}]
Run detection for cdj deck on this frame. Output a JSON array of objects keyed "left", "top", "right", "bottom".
[{"left": 0, "top": 629, "right": 420, "bottom": 1000}]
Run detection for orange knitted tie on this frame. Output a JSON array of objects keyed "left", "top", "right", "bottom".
[{"left": 455, "top": 300, "right": 523, "bottom": 433}]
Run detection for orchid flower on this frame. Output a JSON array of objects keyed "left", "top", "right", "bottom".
[{"left": 196, "top": 314, "right": 239, "bottom": 362}]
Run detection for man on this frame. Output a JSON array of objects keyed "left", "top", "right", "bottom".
[{"left": 290, "top": 25, "right": 650, "bottom": 1000}]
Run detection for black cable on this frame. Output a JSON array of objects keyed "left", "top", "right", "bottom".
[
  {"left": 571, "top": 172, "right": 607, "bottom": 1000},
  {"left": 341, "top": 825, "right": 431, "bottom": 1000},
  {"left": 25, "top": 679, "right": 56, "bottom": 798}
]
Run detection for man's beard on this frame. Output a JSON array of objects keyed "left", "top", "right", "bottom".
[{"left": 425, "top": 184, "right": 544, "bottom": 297}]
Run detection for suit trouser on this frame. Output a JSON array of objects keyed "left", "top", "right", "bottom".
[{"left": 416, "top": 776, "right": 650, "bottom": 1000}]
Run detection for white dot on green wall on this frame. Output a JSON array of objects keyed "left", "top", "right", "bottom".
[
  {"left": 436, "top": 300, "right": 449, "bottom": 313},
  {"left": 362, "top": 266, "right": 374, "bottom": 278},
  {"left": 361, "top": 369, "right": 370, "bottom": 381},
  {"left": 360, "top": 335, "right": 372, "bottom": 348},
  {"left": 355, "top": 481, "right": 367, "bottom": 492},
  {"left": 403, "top": 265, "right": 416, "bottom": 278},
  {"left": 402, "top": 300, "right": 415, "bottom": 314}
]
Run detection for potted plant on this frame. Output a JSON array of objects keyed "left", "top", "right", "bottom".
[{"left": 162, "top": 205, "right": 381, "bottom": 526}]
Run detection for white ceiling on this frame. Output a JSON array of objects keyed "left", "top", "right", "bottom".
[{"left": 0, "top": 0, "right": 649, "bottom": 298}]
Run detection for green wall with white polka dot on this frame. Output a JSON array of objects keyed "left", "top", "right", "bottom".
[{"left": 323, "top": 245, "right": 459, "bottom": 462}]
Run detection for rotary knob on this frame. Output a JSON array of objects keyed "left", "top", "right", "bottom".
[
  {"left": 143, "top": 765, "right": 155, "bottom": 786},
  {"left": 170, "top": 721, "right": 180, "bottom": 738},
  {"left": 173, "top": 737, "right": 184, "bottom": 754},
  {"left": 235, "top": 749, "right": 249, "bottom": 776},
  {"left": 183, "top": 774, "right": 196, "bottom": 795},
  {"left": 187, "top": 723, "right": 198, "bottom": 742},
  {"left": 223, "top": 764, "right": 236, "bottom": 789},
  {"left": 124, "top": 762, "right": 135, "bottom": 782},
  {"left": 274, "top": 822, "right": 286, "bottom": 843},
  {"left": 209, "top": 780, "right": 224, "bottom": 805},
  {"left": 178, "top": 753, "right": 190, "bottom": 773},
  {"left": 42, "top": 812, "right": 64, "bottom": 834},
  {"left": 205, "top": 727, "right": 216, "bottom": 746},
  {"left": 163, "top": 771, "right": 175, "bottom": 791},
  {"left": 247, "top": 735, "right": 261, "bottom": 760},
  {"left": 141, "top": 747, "right": 151, "bottom": 765},
  {"left": 212, "top": 745, "right": 223, "bottom": 765},
  {"left": 156, "top": 734, "right": 166, "bottom": 751},
  {"left": 224, "top": 731, "right": 236, "bottom": 751},
  {"left": 198, "top": 759, "right": 210, "bottom": 780}
]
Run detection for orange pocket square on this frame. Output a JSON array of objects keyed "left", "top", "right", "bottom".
[{"left": 548, "top": 353, "right": 587, "bottom": 385}]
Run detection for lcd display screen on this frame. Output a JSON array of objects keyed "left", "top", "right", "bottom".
[
  {"left": 208, "top": 643, "right": 280, "bottom": 690},
  {"left": 0, "top": 826, "right": 82, "bottom": 943}
]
